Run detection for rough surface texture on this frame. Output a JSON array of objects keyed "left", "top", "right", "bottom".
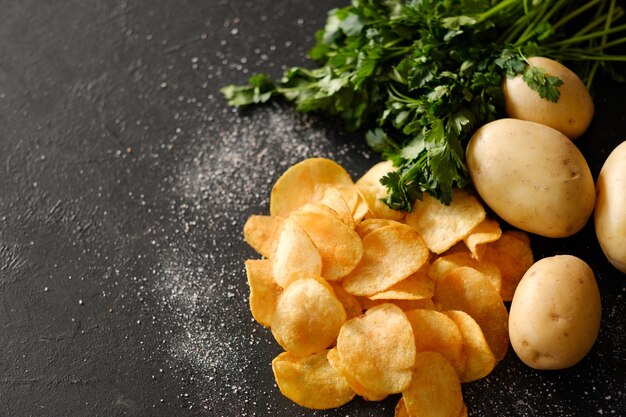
[{"left": 0, "top": 1, "right": 624, "bottom": 416}]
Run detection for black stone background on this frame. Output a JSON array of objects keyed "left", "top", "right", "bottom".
[{"left": 0, "top": 1, "right": 624, "bottom": 416}]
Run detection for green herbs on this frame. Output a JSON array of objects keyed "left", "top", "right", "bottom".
[{"left": 222, "top": 0, "right": 626, "bottom": 211}]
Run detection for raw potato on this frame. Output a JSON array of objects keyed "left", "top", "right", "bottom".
[
  {"left": 466, "top": 118, "right": 595, "bottom": 237},
  {"left": 594, "top": 141, "right": 626, "bottom": 273},
  {"left": 509, "top": 255, "right": 601, "bottom": 370},
  {"left": 503, "top": 56, "right": 594, "bottom": 139}
]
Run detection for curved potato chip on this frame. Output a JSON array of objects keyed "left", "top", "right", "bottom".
[
  {"left": 354, "top": 218, "right": 399, "bottom": 239},
  {"left": 243, "top": 215, "right": 285, "bottom": 258},
  {"left": 270, "top": 158, "right": 357, "bottom": 218},
  {"left": 321, "top": 187, "right": 355, "bottom": 228},
  {"left": 404, "top": 309, "right": 467, "bottom": 376},
  {"left": 405, "top": 189, "right": 486, "bottom": 254},
  {"left": 434, "top": 266, "right": 509, "bottom": 362},
  {"left": 355, "top": 161, "right": 405, "bottom": 221},
  {"left": 272, "top": 350, "right": 355, "bottom": 409},
  {"left": 290, "top": 204, "right": 363, "bottom": 281},
  {"left": 330, "top": 282, "right": 363, "bottom": 319},
  {"left": 402, "top": 351, "right": 464, "bottom": 417},
  {"left": 342, "top": 224, "right": 429, "bottom": 296},
  {"left": 271, "top": 275, "right": 346, "bottom": 357},
  {"left": 368, "top": 266, "right": 434, "bottom": 301},
  {"left": 429, "top": 252, "right": 502, "bottom": 294},
  {"left": 463, "top": 218, "right": 502, "bottom": 260},
  {"left": 272, "top": 218, "right": 322, "bottom": 287},
  {"left": 483, "top": 231, "right": 534, "bottom": 301},
  {"left": 394, "top": 398, "right": 410, "bottom": 417},
  {"left": 351, "top": 189, "right": 370, "bottom": 224},
  {"left": 245, "top": 259, "right": 281, "bottom": 327},
  {"left": 358, "top": 297, "right": 435, "bottom": 312},
  {"left": 444, "top": 310, "right": 496, "bottom": 382},
  {"left": 336, "top": 303, "right": 416, "bottom": 396},
  {"left": 326, "top": 348, "right": 387, "bottom": 401}
]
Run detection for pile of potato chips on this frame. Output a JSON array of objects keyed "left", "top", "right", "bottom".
[{"left": 243, "top": 158, "right": 534, "bottom": 416}]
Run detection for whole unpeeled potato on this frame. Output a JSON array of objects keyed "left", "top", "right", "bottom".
[
  {"left": 466, "top": 118, "right": 595, "bottom": 238},
  {"left": 509, "top": 255, "right": 601, "bottom": 370},
  {"left": 594, "top": 141, "right": 626, "bottom": 273},
  {"left": 503, "top": 56, "right": 594, "bottom": 139}
]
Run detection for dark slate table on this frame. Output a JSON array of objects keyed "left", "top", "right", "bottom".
[{"left": 0, "top": 1, "right": 624, "bottom": 416}]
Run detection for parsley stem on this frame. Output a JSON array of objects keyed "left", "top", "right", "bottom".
[
  {"left": 552, "top": 0, "right": 603, "bottom": 31},
  {"left": 587, "top": 0, "right": 617, "bottom": 88},
  {"left": 543, "top": 23, "right": 626, "bottom": 47}
]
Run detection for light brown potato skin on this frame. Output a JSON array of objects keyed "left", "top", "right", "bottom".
[
  {"left": 594, "top": 141, "right": 626, "bottom": 273},
  {"left": 503, "top": 57, "right": 594, "bottom": 140},
  {"left": 509, "top": 255, "right": 601, "bottom": 370},
  {"left": 466, "top": 118, "right": 595, "bottom": 238}
]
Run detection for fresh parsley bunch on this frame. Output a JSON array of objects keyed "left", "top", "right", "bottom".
[{"left": 222, "top": 0, "right": 626, "bottom": 211}]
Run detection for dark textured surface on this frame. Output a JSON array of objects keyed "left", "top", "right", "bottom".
[{"left": 0, "top": 1, "right": 624, "bottom": 416}]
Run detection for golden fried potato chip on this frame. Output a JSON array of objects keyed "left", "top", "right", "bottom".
[
  {"left": 342, "top": 224, "right": 429, "bottom": 296},
  {"left": 368, "top": 266, "right": 434, "bottom": 301},
  {"left": 351, "top": 189, "right": 370, "bottom": 224},
  {"left": 405, "top": 190, "right": 486, "bottom": 254},
  {"left": 355, "top": 161, "right": 405, "bottom": 221},
  {"left": 245, "top": 259, "right": 281, "bottom": 327},
  {"left": 394, "top": 398, "right": 410, "bottom": 417},
  {"left": 326, "top": 348, "right": 387, "bottom": 401},
  {"left": 354, "top": 218, "right": 399, "bottom": 239},
  {"left": 434, "top": 266, "right": 509, "bottom": 362},
  {"left": 272, "top": 350, "right": 355, "bottom": 409},
  {"left": 336, "top": 303, "right": 416, "bottom": 396},
  {"left": 403, "top": 351, "right": 464, "bottom": 417},
  {"left": 270, "top": 158, "right": 359, "bottom": 218},
  {"left": 429, "top": 252, "right": 502, "bottom": 294},
  {"left": 290, "top": 204, "right": 363, "bottom": 281},
  {"left": 321, "top": 187, "right": 355, "bottom": 228},
  {"left": 404, "top": 309, "right": 467, "bottom": 376},
  {"left": 443, "top": 310, "right": 496, "bottom": 382},
  {"left": 358, "top": 297, "right": 435, "bottom": 312},
  {"left": 243, "top": 215, "right": 284, "bottom": 258},
  {"left": 463, "top": 218, "right": 502, "bottom": 260},
  {"left": 272, "top": 218, "right": 322, "bottom": 287},
  {"left": 483, "top": 231, "right": 534, "bottom": 301},
  {"left": 271, "top": 275, "right": 346, "bottom": 357},
  {"left": 330, "top": 282, "right": 363, "bottom": 319}
]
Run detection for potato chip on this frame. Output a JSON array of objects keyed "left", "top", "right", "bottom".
[
  {"left": 483, "top": 231, "right": 534, "bottom": 301},
  {"left": 458, "top": 403, "right": 469, "bottom": 417},
  {"left": 320, "top": 187, "right": 355, "bottom": 228},
  {"left": 245, "top": 259, "right": 281, "bottom": 327},
  {"left": 434, "top": 266, "right": 509, "bottom": 362},
  {"left": 358, "top": 297, "right": 435, "bottom": 312},
  {"left": 394, "top": 398, "right": 410, "bottom": 417},
  {"left": 330, "top": 282, "right": 363, "bottom": 319},
  {"left": 368, "top": 266, "right": 434, "bottom": 301},
  {"left": 326, "top": 348, "right": 387, "bottom": 401},
  {"left": 336, "top": 303, "right": 416, "bottom": 396},
  {"left": 404, "top": 309, "right": 467, "bottom": 376},
  {"left": 270, "top": 158, "right": 358, "bottom": 218},
  {"left": 354, "top": 218, "right": 398, "bottom": 239},
  {"left": 272, "top": 218, "right": 322, "bottom": 287},
  {"left": 463, "top": 218, "right": 502, "bottom": 260},
  {"left": 271, "top": 275, "right": 346, "bottom": 357},
  {"left": 402, "top": 351, "right": 464, "bottom": 417},
  {"left": 289, "top": 204, "right": 363, "bottom": 281},
  {"left": 342, "top": 224, "right": 429, "bottom": 296},
  {"left": 405, "top": 189, "right": 486, "bottom": 254},
  {"left": 355, "top": 161, "right": 405, "bottom": 221},
  {"left": 352, "top": 189, "right": 370, "bottom": 224},
  {"left": 243, "top": 215, "right": 284, "bottom": 258},
  {"left": 443, "top": 310, "right": 496, "bottom": 382},
  {"left": 272, "top": 350, "right": 355, "bottom": 409},
  {"left": 429, "top": 251, "right": 502, "bottom": 294}
]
